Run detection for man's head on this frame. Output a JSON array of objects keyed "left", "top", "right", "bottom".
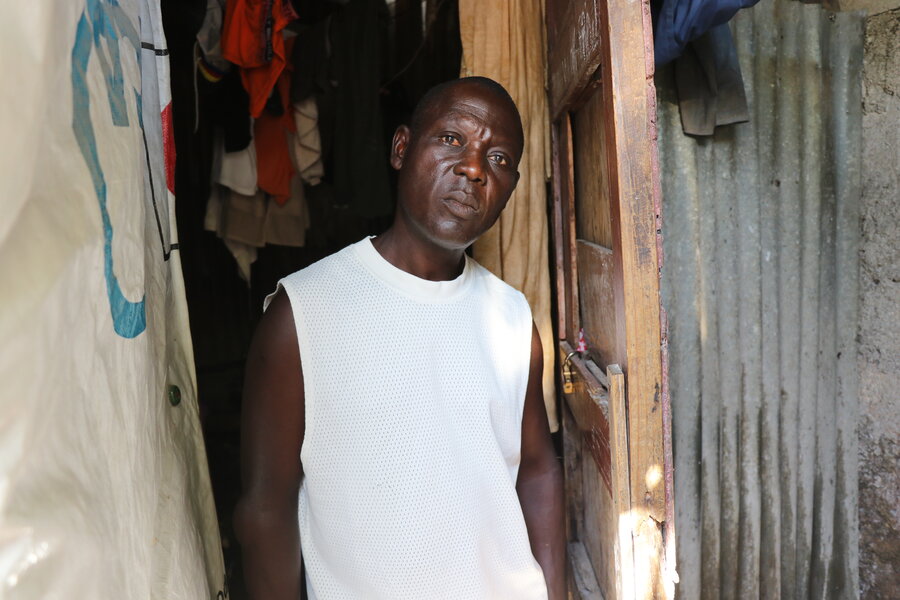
[{"left": 390, "top": 77, "right": 525, "bottom": 251}]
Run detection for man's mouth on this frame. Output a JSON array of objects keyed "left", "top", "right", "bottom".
[{"left": 443, "top": 191, "right": 478, "bottom": 215}]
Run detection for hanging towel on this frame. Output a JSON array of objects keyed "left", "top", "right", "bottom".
[{"left": 459, "top": 0, "right": 557, "bottom": 430}]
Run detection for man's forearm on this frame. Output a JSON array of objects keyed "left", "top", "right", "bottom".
[
  {"left": 518, "top": 461, "right": 566, "bottom": 600},
  {"left": 234, "top": 500, "right": 302, "bottom": 600}
]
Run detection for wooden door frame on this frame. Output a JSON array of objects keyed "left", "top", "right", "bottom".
[{"left": 546, "top": 0, "right": 675, "bottom": 597}]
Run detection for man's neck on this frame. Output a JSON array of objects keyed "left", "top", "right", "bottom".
[{"left": 371, "top": 224, "right": 466, "bottom": 282}]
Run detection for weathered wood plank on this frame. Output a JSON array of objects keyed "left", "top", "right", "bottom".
[
  {"left": 596, "top": 0, "right": 666, "bottom": 525},
  {"left": 577, "top": 240, "right": 617, "bottom": 372},
  {"left": 608, "top": 364, "right": 635, "bottom": 600},
  {"left": 552, "top": 122, "right": 568, "bottom": 338},
  {"left": 562, "top": 402, "right": 585, "bottom": 543},
  {"left": 560, "top": 340, "right": 612, "bottom": 494},
  {"left": 560, "top": 117, "right": 581, "bottom": 343},
  {"left": 546, "top": 0, "right": 604, "bottom": 118},
  {"left": 582, "top": 440, "right": 617, "bottom": 597},
  {"left": 568, "top": 541, "right": 605, "bottom": 600},
  {"left": 595, "top": 0, "right": 670, "bottom": 594}
]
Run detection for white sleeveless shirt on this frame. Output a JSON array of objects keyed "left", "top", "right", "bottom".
[{"left": 266, "top": 237, "right": 548, "bottom": 600}]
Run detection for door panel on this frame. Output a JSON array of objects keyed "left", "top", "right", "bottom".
[
  {"left": 576, "top": 240, "right": 616, "bottom": 372},
  {"left": 545, "top": 0, "right": 604, "bottom": 116},
  {"left": 573, "top": 89, "right": 613, "bottom": 249},
  {"left": 547, "top": 0, "right": 673, "bottom": 598}
]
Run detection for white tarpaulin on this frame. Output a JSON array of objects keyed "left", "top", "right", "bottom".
[{"left": 0, "top": 1, "right": 225, "bottom": 598}]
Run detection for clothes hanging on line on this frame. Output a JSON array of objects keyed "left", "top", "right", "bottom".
[
  {"left": 674, "top": 24, "right": 750, "bottom": 136},
  {"left": 207, "top": 114, "right": 311, "bottom": 283},
  {"left": 254, "top": 36, "right": 297, "bottom": 205},
  {"left": 215, "top": 138, "right": 258, "bottom": 196},
  {"left": 208, "top": 182, "right": 309, "bottom": 248},
  {"left": 205, "top": 180, "right": 310, "bottom": 282},
  {"left": 290, "top": 99, "right": 324, "bottom": 186},
  {"left": 254, "top": 105, "right": 295, "bottom": 204},
  {"left": 221, "top": 0, "right": 299, "bottom": 118},
  {"left": 652, "top": 0, "right": 759, "bottom": 66},
  {"left": 196, "top": 0, "right": 230, "bottom": 81},
  {"left": 651, "top": 0, "right": 758, "bottom": 136}
]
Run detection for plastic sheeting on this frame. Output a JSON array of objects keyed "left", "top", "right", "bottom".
[{"left": 0, "top": 1, "right": 225, "bottom": 598}]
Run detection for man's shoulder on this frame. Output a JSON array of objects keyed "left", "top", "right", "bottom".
[
  {"left": 263, "top": 241, "right": 362, "bottom": 312},
  {"left": 467, "top": 258, "right": 530, "bottom": 311},
  {"left": 281, "top": 241, "right": 360, "bottom": 286}
]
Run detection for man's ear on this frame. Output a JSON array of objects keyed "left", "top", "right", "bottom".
[{"left": 390, "top": 125, "right": 411, "bottom": 170}]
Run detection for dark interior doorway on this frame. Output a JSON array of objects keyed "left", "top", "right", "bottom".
[{"left": 160, "top": 1, "right": 462, "bottom": 596}]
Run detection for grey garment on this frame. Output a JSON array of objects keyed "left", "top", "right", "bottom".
[
  {"left": 675, "top": 23, "right": 750, "bottom": 136},
  {"left": 196, "top": 0, "right": 230, "bottom": 74}
]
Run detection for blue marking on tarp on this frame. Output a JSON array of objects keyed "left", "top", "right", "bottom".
[{"left": 71, "top": 1, "right": 146, "bottom": 339}]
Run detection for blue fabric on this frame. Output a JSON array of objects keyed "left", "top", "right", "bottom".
[{"left": 652, "top": 0, "right": 760, "bottom": 66}]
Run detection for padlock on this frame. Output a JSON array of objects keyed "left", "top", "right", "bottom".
[{"left": 562, "top": 352, "right": 576, "bottom": 394}]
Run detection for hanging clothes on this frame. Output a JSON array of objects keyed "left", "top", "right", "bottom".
[
  {"left": 196, "top": 0, "right": 229, "bottom": 80},
  {"left": 221, "top": 0, "right": 298, "bottom": 118},
  {"left": 651, "top": 0, "right": 758, "bottom": 135},
  {"left": 200, "top": 0, "right": 252, "bottom": 153},
  {"left": 215, "top": 138, "right": 258, "bottom": 196},
  {"left": 652, "top": 0, "right": 759, "bottom": 66},
  {"left": 205, "top": 181, "right": 310, "bottom": 282},
  {"left": 254, "top": 41, "right": 297, "bottom": 205},
  {"left": 288, "top": 13, "right": 336, "bottom": 184},
  {"left": 674, "top": 24, "right": 750, "bottom": 135},
  {"left": 458, "top": 0, "right": 557, "bottom": 430},
  {"left": 204, "top": 185, "right": 259, "bottom": 282},
  {"left": 290, "top": 99, "right": 324, "bottom": 186}
]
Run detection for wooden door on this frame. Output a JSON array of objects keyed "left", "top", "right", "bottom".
[{"left": 546, "top": 1, "right": 675, "bottom": 598}]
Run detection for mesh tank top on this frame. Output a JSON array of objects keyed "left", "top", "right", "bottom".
[{"left": 265, "top": 237, "right": 548, "bottom": 600}]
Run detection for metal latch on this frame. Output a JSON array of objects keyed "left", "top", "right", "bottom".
[{"left": 562, "top": 351, "right": 577, "bottom": 394}]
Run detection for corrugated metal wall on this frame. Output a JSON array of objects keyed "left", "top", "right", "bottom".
[{"left": 657, "top": 1, "right": 863, "bottom": 598}]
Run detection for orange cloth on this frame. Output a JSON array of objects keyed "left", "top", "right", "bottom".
[
  {"left": 221, "top": 0, "right": 297, "bottom": 118},
  {"left": 254, "top": 69, "right": 295, "bottom": 205},
  {"left": 459, "top": 0, "right": 556, "bottom": 430}
]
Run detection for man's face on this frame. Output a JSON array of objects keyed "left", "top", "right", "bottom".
[{"left": 390, "top": 83, "right": 523, "bottom": 250}]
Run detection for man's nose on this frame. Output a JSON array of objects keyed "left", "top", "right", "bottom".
[{"left": 452, "top": 150, "right": 486, "bottom": 185}]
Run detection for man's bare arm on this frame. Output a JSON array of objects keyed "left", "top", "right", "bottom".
[
  {"left": 517, "top": 323, "right": 566, "bottom": 599},
  {"left": 234, "top": 290, "right": 304, "bottom": 600}
]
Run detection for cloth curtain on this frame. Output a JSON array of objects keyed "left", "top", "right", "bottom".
[{"left": 459, "top": 0, "right": 557, "bottom": 430}]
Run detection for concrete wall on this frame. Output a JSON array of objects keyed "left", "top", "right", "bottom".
[{"left": 858, "top": 8, "right": 900, "bottom": 598}]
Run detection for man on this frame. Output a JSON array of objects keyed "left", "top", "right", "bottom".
[{"left": 234, "top": 77, "right": 565, "bottom": 599}]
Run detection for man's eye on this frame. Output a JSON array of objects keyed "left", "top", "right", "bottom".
[
  {"left": 490, "top": 154, "right": 509, "bottom": 166},
  {"left": 439, "top": 134, "right": 460, "bottom": 145}
]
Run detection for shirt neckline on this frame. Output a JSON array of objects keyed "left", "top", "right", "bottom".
[{"left": 352, "top": 236, "right": 474, "bottom": 303}]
